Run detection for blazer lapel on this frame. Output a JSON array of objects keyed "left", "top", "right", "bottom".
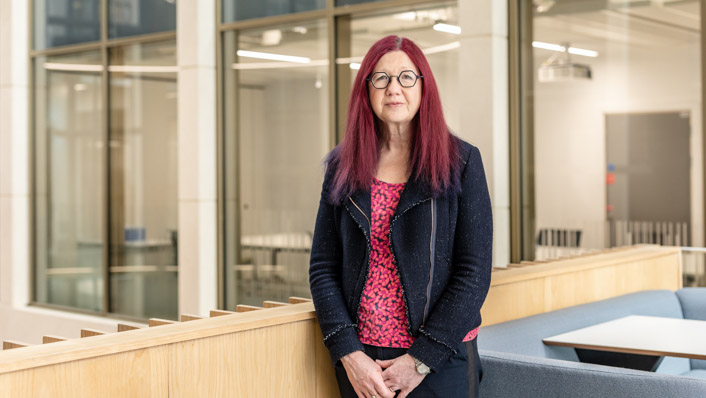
[
  {"left": 394, "top": 175, "right": 431, "bottom": 218},
  {"left": 345, "top": 188, "right": 372, "bottom": 241}
]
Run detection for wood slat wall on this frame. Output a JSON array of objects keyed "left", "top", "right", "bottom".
[{"left": 0, "top": 245, "right": 682, "bottom": 397}]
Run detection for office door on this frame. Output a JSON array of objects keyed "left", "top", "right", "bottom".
[{"left": 606, "top": 111, "right": 690, "bottom": 245}]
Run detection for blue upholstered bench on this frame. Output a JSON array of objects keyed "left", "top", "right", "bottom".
[{"left": 477, "top": 288, "right": 706, "bottom": 397}]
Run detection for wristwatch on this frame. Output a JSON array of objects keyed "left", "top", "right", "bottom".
[{"left": 411, "top": 356, "right": 431, "bottom": 375}]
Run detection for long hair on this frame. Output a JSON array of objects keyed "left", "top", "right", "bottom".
[{"left": 327, "top": 35, "right": 461, "bottom": 203}]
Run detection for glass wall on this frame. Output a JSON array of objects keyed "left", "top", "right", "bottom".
[
  {"left": 223, "top": 21, "right": 329, "bottom": 308},
  {"left": 222, "top": 0, "right": 325, "bottom": 23},
  {"left": 221, "top": 2, "right": 464, "bottom": 308},
  {"left": 34, "top": 51, "right": 105, "bottom": 311},
  {"left": 32, "top": 1, "right": 178, "bottom": 319},
  {"left": 33, "top": 0, "right": 101, "bottom": 50},
  {"left": 337, "top": 4, "right": 460, "bottom": 132},
  {"left": 108, "top": 0, "right": 177, "bottom": 38},
  {"left": 109, "top": 40, "right": 178, "bottom": 319},
  {"left": 522, "top": 0, "right": 701, "bottom": 259}
]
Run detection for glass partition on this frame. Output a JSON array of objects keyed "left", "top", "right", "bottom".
[
  {"left": 336, "top": 4, "right": 460, "bottom": 133},
  {"left": 108, "top": 0, "right": 177, "bottom": 38},
  {"left": 524, "top": 0, "right": 701, "bottom": 259},
  {"left": 222, "top": 0, "right": 325, "bottom": 23},
  {"left": 109, "top": 40, "right": 178, "bottom": 319},
  {"left": 33, "top": 0, "right": 101, "bottom": 50},
  {"left": 34, "top": 50, "right": 104, "bottom": 311},
  {"left": 223, "top": 21, "right": 329, "bottom": 308}
]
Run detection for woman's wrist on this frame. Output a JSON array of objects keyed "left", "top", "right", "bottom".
[{"left": 341, "top": 350, "right": 365, "bottom": 365}]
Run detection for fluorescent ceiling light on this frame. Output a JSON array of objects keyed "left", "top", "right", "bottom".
[
  {"left": 236, "top": 50, "right": 310, "bottom": 64},
  {"left": 532, "top": 41, "right": 565, "bottom": 52},
  {"left": 44, "top": 62, "right": 103, "bottom": 72},
  {"left": 394, "top": 12, "right": 417, "bottom": 21},
  {"left": 423, "top": 41, "right": 460, "bottom": 55},
  {"left": 349, "top": 63, "right": 361, "bottom": 70},
  {"left": 433, "top": 23, "right": 461, "bottom": 35},
  {"left": 232, "top": 59, "right": 328, "bottom": 70},
  {"left": 568, "top": 47, "right": 599, "bottom": 57},
  {"left": 108, "top": 65, "right": 178, "bottom": 73},
  {"left": 532, "top": 41, "right": 598, "bottom": 57}
]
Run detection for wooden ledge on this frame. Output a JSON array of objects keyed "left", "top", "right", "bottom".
[
  {"left": 490, "top": 245, "right": 680, "bottom": 286},
  {"left": 0, "top": 302, "right": 316, "bottom": 374}
]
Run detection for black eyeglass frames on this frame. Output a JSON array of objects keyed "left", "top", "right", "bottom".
[{"left": 366, "top": 70, "right": 423, "bottom": 89}]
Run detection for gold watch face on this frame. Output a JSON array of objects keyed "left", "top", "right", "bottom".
[{"left": 416, "top": 362, "right": 431, "bottom": 375}]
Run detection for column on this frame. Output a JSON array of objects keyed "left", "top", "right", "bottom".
[
  {"left": 177, "top": 0, "right": 218, "bottom": 315},
  {"left": 458, "top": 0, "right": 510, "bottom": 267},
  {"left": 0, "top": 0, "right": 30, "bottom": 307}
]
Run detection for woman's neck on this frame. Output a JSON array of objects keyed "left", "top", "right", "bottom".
[{"left": 377, "top": 124, "right": 412, "bottom": 184}]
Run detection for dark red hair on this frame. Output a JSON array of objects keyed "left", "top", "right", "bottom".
[{"left": 327, "top": 35, "right": 461, "bottom": 203}]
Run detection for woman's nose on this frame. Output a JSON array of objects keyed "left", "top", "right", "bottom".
[{"left": 386, "top": 77, "right": 402, "bottom": 93}]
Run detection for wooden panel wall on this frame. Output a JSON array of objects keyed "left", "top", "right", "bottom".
[
  {"left": 481, "top": 245, "right": 682, "bottom": 326},
  {"left": 0, "top": 246, "right": 682, "bottom": 397}
]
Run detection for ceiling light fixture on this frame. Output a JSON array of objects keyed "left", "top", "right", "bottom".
[
  {"left": 533, "top": 41, "right": 598, "bottom": 58},
  {"left": 236, "top": 50, "right": 310, "bottom": 64},
  {"left": 433, "top": 23, "right": 462, "bottom": 35}
]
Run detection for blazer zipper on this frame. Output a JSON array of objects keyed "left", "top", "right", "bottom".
[
  {"left": 389, "top": 197, "right": 431, "bottom": 337},
  {"left": 422, "top": 198, "right": 436, "bottom": 327},
  {"left": 348, "top": 196, "right": 371, "bottom": 328}
]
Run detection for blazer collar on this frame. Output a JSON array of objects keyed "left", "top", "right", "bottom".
[{"left": 347, "top": 175, "right": 432, "bottom": 225}]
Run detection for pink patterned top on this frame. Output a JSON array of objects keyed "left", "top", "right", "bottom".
[
  {"left": 357, "top": 178, "right": 478, "bottom": 348},
  {"left": 357, "top": 178, "right": 414, "bottom": 347}
]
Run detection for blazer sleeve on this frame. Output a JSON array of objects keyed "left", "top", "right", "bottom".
[
  {"left": 309, "top": 170, "right": 365, "bottom": 364},
  {"left": 406, "top": 145, "right": 494, "bottom": 371}
]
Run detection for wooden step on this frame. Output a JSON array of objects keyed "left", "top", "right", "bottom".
[
  {"left": 148, "top": 318, "right": 177, "bottom": 327},
  {"left": 263, "top": 301, "right": 289, "bottom": 308},
  {"left": 43, "top": 335, "right": 68, "bottom": 344},
  {"left": 288, "top": 297, "right": 312, "bottom": 304},
  {"left": 3, "top": 340, "right": 29, "bottom": 350},
  {"left": 81, "top": 328, "right": 106, "bottom": 338}
]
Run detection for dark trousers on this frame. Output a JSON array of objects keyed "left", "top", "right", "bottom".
[{"left": 335, "top": 338, "right": 483, "bottom": 398}]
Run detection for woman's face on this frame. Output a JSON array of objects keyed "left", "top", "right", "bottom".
[{"left": 368, "top": 50, "right": 422, "bottom": 133}]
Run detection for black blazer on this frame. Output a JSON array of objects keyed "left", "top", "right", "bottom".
[{"left": 309, "top": 139, "right": 493, "bottom": 371}]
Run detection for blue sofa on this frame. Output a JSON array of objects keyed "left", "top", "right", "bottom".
[{"left": 478, "top": 288, "right": 706, "bottom": 397}]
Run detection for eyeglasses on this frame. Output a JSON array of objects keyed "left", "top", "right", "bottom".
[{"left": 366, "top": 70, "right": 423, "bottom": 89}]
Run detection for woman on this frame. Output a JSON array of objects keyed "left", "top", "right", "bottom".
[{"left": 309, "top": 35, "right": 493, "bottom": 398}]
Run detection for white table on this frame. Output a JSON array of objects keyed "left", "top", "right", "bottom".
[{"left": 543, "top": 315, "right": 706, "bottom": 371}]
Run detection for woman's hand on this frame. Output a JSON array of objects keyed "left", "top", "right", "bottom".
[
  {"left": 377, "top": 354, "right": 426, "bottom": 398},
  {"left": 341, "top": 351, "right": 395, "bottom": 398}
]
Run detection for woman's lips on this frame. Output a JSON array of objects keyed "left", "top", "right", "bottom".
[{"left": 385, "top": 102, "right": 404, "bottom": 107}]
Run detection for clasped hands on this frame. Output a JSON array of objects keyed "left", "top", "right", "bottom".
[{"left": 341, "top": 351, "right": 426, "bottom": 398}]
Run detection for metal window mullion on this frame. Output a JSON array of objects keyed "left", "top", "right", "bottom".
[
  {"left": 28, "top": 0, "right": 37, "bottom": 304},
  {"left": 702, "top": 0, "right": 706, "bottom": 248},
  {"left": 101, "top": 0, "right": 111, "bottom": 316},
  {"left": 327, "top": 1, "right": 337, "bottom": 147},
  {"left": 216, "top": 0, "right": 225, "bottom": 310}
]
